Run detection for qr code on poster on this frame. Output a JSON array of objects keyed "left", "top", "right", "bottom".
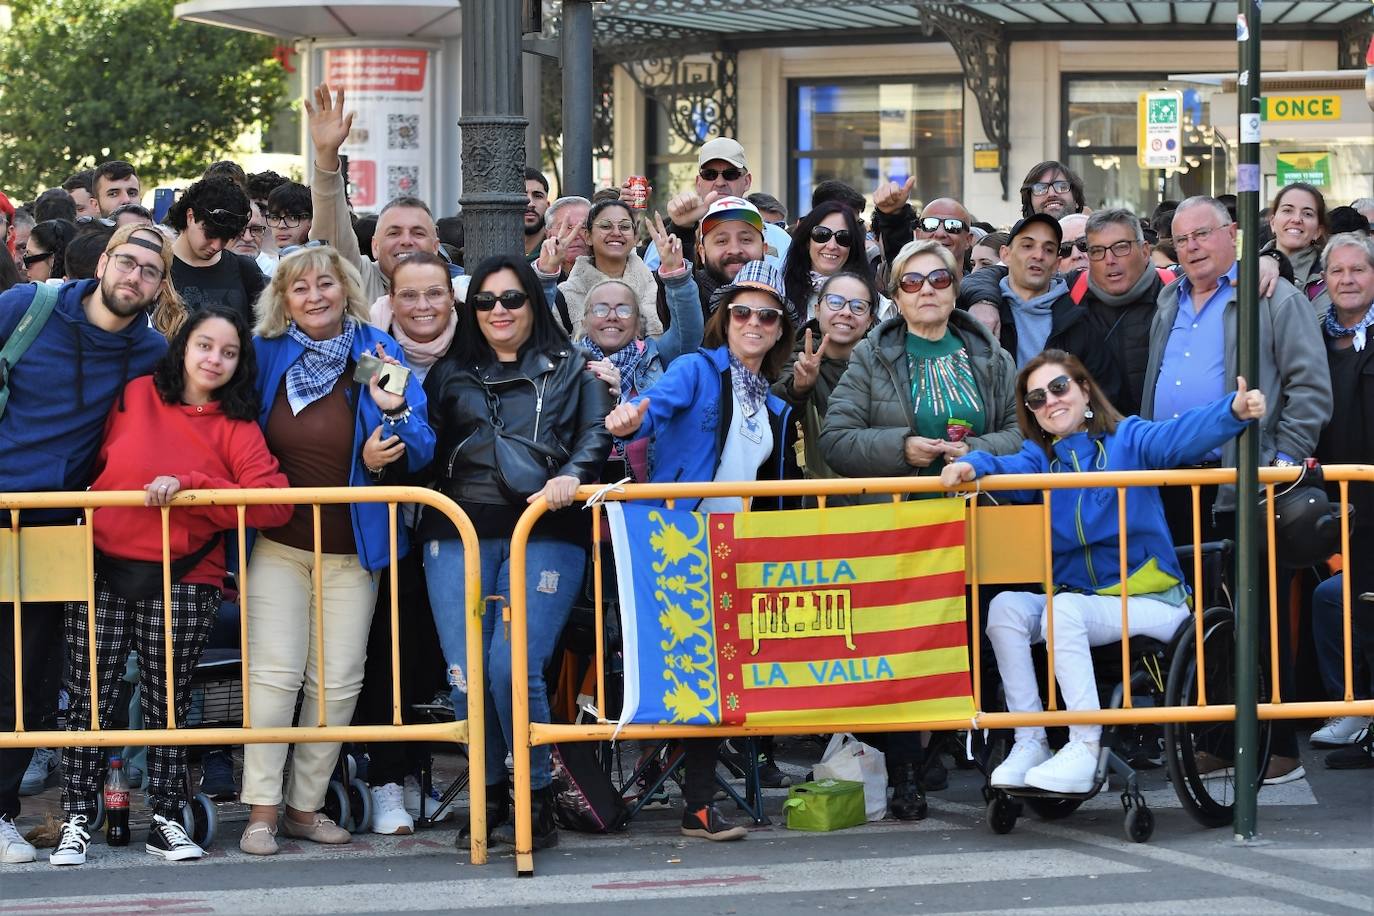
[
  {"left": 387, "top": 166, "right": 419, "bottom": 199},
  {"left": 387, "top": 114, "right": 419, "bottom": 150}
]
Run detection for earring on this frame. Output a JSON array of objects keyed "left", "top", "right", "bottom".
[{"left": 1084, "top": 407, "right": 1095, "bottom": 419}]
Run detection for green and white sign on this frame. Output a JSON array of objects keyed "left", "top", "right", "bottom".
[
  {"left": 1276, "top": 152, "right": 1331, "bottom": 187},
  {"left": 1138, "top": 91, "right": 1183, "bottom": 169}
]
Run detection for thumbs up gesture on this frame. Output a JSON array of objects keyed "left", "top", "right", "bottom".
[
  {"left": 1230, "top": 376, "right": 1267, "bottom": 421},
  {"left": 606, "top": 398, "right": 651, "bottom": 437},
  {"left": 874, "top": 176, "right": 917, "bottom": 215}
]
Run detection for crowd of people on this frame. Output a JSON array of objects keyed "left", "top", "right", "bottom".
[{"left": 1, "top": 80, "right": 1371, "bottom": 869}]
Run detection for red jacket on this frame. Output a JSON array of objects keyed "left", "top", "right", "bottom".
[{"left": 90, "top": 376, "right": 292, "bottom": 586}]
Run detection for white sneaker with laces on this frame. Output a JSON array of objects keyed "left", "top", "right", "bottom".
[
  {"left": 1310, "top": 716, "right": 1372, "bottom": 748},
  {"left": 404, "top": 776, "right": 453, "bottom": 822},
  {"left": 146, "top": 814, "right": 204, "bottom": 861},
  {"left": 1, "top": 814, "right": 37, "bottom": 864},
  {"left": 990, "top": 739, "right": 1052, "bottom": 788},
  {"left": 1024, "top": 740, "right": 1100, "bottom": 794},
  {"left": 370, "top": 783, "right": 414, "bottom": 835},
  {"left": 49, "top": 815, "right": 90, "bottom": 867}
]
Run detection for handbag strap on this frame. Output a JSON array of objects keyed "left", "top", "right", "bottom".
[{"left": 170, "top": 531, "right": 224, "bottom": 580}]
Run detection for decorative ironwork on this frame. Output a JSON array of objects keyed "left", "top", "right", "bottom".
[
  {"left": 1337, "top": 11, "right": 1373, "bottom": 70},
  {"left": 626, "top": 49, "right": 738, "bottom": 149}
]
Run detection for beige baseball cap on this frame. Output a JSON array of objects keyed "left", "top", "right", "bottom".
[{"left": 697, "top": 138, "right": 748, "bottom": 171}]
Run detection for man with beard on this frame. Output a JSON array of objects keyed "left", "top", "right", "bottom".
[
  {"left": 524, "top": 169, "right": 551, "bottom": 260},
  {"left": 692, "top": 196, "right": 772, "bottom": 318},
  {"left": 0, "top": 225, "right": 169, "bottom": 865},
  {"left": 1019, "top": 161, "right": 1085, "bottom": 219}
]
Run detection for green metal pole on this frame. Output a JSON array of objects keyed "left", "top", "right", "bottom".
[{"left": 1232, "top": 0, "right": 1263, "bottom": 841}]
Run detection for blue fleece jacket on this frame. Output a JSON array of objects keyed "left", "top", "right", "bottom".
[
  {"left": 0, "top": 280, "right": 166, "bottom": 500},
  {"left": 627, "top": 345, "right": 792, "bottom": 508},
  {"left": 253, "top": 322, "right": 435, "bottom": 571},
  {"left": 962, "top": 392, "right": 1249, "bottom": 600}
]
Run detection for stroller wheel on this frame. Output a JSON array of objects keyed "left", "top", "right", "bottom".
[
  {"left": 181, "top": 792, "right": 218, "bottom": 847},
  {"left": 323, "top": 779, "right": 351, "bottom": 829},
  {"left": 345, "top": 777, "right": 372, "bottom": 833}
]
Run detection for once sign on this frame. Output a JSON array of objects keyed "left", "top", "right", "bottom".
[{"left": 1262, "top": 95, "right": 1342, "bottom": 121}]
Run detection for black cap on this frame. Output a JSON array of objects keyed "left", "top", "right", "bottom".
[{"left": 1008, "top": 212, "right": 1062, "bottom": 244}]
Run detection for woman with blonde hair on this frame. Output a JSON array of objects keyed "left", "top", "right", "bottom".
[{"left": 238, "top": 246, "right": 435, "bottom": 856}]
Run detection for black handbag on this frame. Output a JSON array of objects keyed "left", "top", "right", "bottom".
[
  {"left": 94, "top": 532, "right": 224, "bottom": 602},
  {"left": 481, "top": 382, "right": 568, "bottom": 502}
]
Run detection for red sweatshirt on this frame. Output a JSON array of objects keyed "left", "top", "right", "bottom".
[{"left": 89, "top": 376, "right": 293, "bottom": 586}]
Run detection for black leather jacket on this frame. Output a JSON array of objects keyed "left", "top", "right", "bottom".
[{"left": 420, "top": 343, "right": 611, "bottom": 538}]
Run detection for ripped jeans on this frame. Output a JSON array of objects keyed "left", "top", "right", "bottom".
[{"left": 423, "top": 537, "right": 585, "bottom": 790}]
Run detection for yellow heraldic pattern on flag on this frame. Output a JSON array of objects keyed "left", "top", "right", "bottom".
[{"left": 607, "top": 499, "right": 975, "bottom": 728}]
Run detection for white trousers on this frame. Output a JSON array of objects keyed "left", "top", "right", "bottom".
[{"left": 986, "top": 591, "right": 1188, "bottom": 744}]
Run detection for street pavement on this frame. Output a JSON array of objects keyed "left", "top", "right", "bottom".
[{"left": 2, "top": 737, "right": 1370, "bottom": 915}]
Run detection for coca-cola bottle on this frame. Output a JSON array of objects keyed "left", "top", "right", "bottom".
[{"left": 104, "top": 756, "right": 130, "bottom": 847}]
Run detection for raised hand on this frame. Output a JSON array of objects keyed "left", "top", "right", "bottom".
[
  {"left": 666, "top": 190, "right": 722, "bottom": 228},
  {"left": 537, "top": 222, "right": 579, "bottom": 275},
  {"left": 605, "top": 398, "right": 650, "bottom": 437},
  {"left": 1231, "top": 376, "right": 1266, "bottom": 421},
  {"left": 790, "top": 328, "right": 831, "bottom": 395},
  {"left": 648, "top": 212, "right": 684, "bottom": 274},
  {"left": 305, "top": 84, "right": 354, "bottom": 172},
  {"left": 874, "top": 176, "right": 917, "bottom": 215}
]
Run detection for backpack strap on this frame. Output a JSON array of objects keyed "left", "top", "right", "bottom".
[{"left": 0, "top": 283, "right": 61, "bottom": 423}]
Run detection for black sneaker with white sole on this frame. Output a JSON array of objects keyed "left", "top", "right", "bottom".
[
  {"left": 49, "top": 815, "right": 90, "bottom": 867},
  {"left": 680, "top": 804, "right": 747, "bottom": 841},
  {"left": 146, "top": 814, "right": 204, "bottom": 861}
]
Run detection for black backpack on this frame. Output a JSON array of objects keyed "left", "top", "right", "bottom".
[{"left": 550, "top": 742, "right": 629, "bottom": 833}]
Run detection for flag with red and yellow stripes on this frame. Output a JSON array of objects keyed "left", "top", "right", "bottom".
[{"left": 606, "top": 499, "right": 974, "bottom": 727}]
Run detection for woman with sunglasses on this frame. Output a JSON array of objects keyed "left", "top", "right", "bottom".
[
  {"left": 604, "top": 259, "right": 800, "bottom": 842},
  {"left": 781, "top": 201, "right": 887, "bottom": 325},
  {"left": 552, "top": 199, "right": 664, "bottom": 339},
  {"left": 940, "top": 350, "right": 1268, "bottom": 794},
  {"left": 22, "top": 219, "right": 77, "bottom": 284},
  {"left": 420, "top": 254, "right": 611, "bottom": 852}
]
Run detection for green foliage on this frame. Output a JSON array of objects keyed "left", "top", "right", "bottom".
[{"left": 0, "top": 0, "right": 286, "bottom": 196}]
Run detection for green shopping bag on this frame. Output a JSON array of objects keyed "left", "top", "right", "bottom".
[{"left": 783, "top": 779, "right": 866, "bottom": 832}]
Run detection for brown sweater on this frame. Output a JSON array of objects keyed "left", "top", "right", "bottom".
[{"left": 262, "top": 374, "right": 356, "bottom": 554}]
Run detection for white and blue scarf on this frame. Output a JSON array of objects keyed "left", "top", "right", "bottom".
[
  {"left": 728, "top": 350, "right": 770, "bottom": 419},
  {"left": 285, "top": 318, "right": 357, "bottom": 415},
  {"left": 1323, "top": 302, "right": 1374, "bottom": 353}
]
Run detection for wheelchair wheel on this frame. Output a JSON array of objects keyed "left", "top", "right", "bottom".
[
  {"left": 1123, "top": 805, "right": 1154, "bottom": 843},
  {"left": 985, "top": 795, "right": 1019, "bottom": 834},
  {"left": 345, "top": 776, "right": 372, "bottom": 833},
  {"left": 181, "top": 792, "right": 218, "bottom": 847},
  {"left": 322, "top": 779, "right": 351, "bottom": 829},
  {"left": 1024, "top": 796, "right": 1082, "bottom": 820},
  {"left": 1163, "top": 606, "right": 1272, "bottom": 828}
]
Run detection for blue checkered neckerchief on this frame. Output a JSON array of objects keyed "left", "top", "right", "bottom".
[
  {"left": 727, "top": 349, "right": 770, "bottom": 419},
  {"left": 1323, "top": 302, "right": 1374, "bottom": 353},
  {"left": 285, "top": 317, "right": 357, "bottom": 415}
]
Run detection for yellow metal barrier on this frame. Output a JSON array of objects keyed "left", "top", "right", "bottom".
[
  {"left": 0, "top": 486, "right": 489, "bottom": 864},
  {"left": 506, "top": 465, "right": 1374, "bottom": 875}
]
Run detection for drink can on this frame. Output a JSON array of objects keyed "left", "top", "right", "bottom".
[{"left": 625, "top": 175, "right": 650, "bottom": 210}]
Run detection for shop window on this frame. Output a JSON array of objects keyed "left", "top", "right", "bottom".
[{"left": 1063, "top": 76, "right": 1226, "bottom": 217}]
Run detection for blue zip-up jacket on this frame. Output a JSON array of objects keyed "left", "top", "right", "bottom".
[
  {"left": 253, "top": 323, "right": 435, "bottom": 571},
  {"left": 627, "top": 345, "right": 799, "bottom": 510},
  {"left": 0, "top": 280, "right": 166, "bottom": 502},
  {"left": 961, "top": 392, "right": 1249, "bottom": 600}
]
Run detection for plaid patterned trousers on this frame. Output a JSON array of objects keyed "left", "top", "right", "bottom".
[{"left": 61, "top": 574, "right": 219, "bottom": 819}]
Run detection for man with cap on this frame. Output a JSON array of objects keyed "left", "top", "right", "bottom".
[
  {"left": 690, "top": 196, "right": 778, "bottom": 319},
  {"left": 960, "top": 213, "right": 1124, "bottom": 404},
  {"left": 0, "top": 225, "right": 170, "bottom": 865},
  {"left": 652, "top": 138, "right": 791, "bottom": 270}
]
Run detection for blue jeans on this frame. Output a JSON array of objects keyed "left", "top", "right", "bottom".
[
  {"left": 424, "top": 537, "right": 585, "bottom": 790},
  {"left": 1312, "top": 574, "right": 1371, "bottom": 700}
]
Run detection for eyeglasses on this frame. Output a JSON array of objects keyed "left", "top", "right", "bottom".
[
  {"left": 917, "top": 216, "right": 968, "bottom": 234},
  {"left": 107, "top": 251, "right": 164, "bottom": 285},
  {"left": 1171, "top": 224, "right": 1228, "bottom": 247},
  {"left": 897, "top": 269, "right": 955, "bottom": 293},
  {"left": 592, "top": 219, "right": 635, "bottom": 234},
  {"left": 266, "top": 213, "right": 306, "bottom": 228},
  {"left": 22, "top": 251, "right": 53, "bottom": 267},
  {"left": 1027, "top": 179, "right": 1072, "bottom": 196},
  {"left": 1023, "top": 374, "right": 1077, "bottom": 411},
  {"left": 589, "top": 302, "right": 637, "bottom": 319},
  {"left": 809, "top": 226, "right": 853, "bottom": 248},
  {"left": 470, "top": 290, "right": 530, "bottom": 311},
  {"left": 699, "top": 166, "right": 744, "bottom": 182},
  {"left": 394, "top": 286, "right": 453, "bottom": 307},
  {"left": 241, "top": 224, "right": 268, "bottom": 239},
  {"left": 1058, "top": 239, "right": 1087, "bottom": 259},
  {"left": 1086, "top": 240, "right": 1139, "bottom": 261},
  {"left": 821, "top": 293, "right": 871, "bottom": 316},
  {"left": 728, "top": 304, "right": 782, "bottom": 327}
]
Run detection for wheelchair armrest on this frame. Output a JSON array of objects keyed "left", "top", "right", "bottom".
[{"left": 1174, "top": 539, "right": 1234, "bottom": 565}]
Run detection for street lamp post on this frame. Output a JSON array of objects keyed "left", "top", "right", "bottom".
[
  {"left": 561, "top": 0, "right": 596, "bottom": 198},
  {"left": 460, "top": 0, "right": 529, "bottom": 267}
]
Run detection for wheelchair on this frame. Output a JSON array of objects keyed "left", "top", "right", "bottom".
[{"left": 980, "top": 540, "right": 1272, "bottom": 842}]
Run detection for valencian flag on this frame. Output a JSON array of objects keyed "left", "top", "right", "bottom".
[{"left": 605, "top": 499, "right": 974, "bottom": 728}]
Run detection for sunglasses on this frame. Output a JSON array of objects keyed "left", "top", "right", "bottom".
[
  {"left": 916, "top": 216, "right": 968, "bottom": 234},
  {"left": 201, "top": 207, "right": 249, "bottom": 225},
  {"left": 470, "top": 290, "right": 530, "bottom": 311},
  {"left": 1058, "top": 239, "right": 1087, "bottom": 259},
  {"left": 22, "top": 250, "right": 53, "bottom": 267},
  {"left": 728, "top": 304, "right": 783, "bottom": 328},
  {"left": 589, "top": 302, "right": 637, "bottom": 319},
  {"left": 1023, "top": 374, "right": 1077, "bottom": 411},
  {"left": 897, "top": 269, "right": 954, "bottom": 293},
  {"left": 810, "top": 226, "right": 853, "bottom": 248},
  {"left": 699, "top": 166, "right": 744, "bottom": 182},
  {"left": 821, "top": 293, "right": 871, "bottom": 316}
]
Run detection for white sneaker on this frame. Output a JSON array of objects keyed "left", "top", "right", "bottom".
[
  {"left": 145, "top": 814, "right": 204, "bottom": 861},
  {"left": 49, "top": 815, "right": 90, "bottom": 867},
  {"left": 990, "top": 739, "right": 1051, "bottom": 789},
  {"left": 1310, "top": 716, "right": 1372, "bottom": 748},
  {"left": 404, "top": 776, "right": 453, "bottom": 822},
  {"left": 1025, "top": 740, "right": 1100, "bottom": 794},
  {"left": 20, "top": 748, "right": 60, "bottom": 796},
  {"left": 1, "top": 814, "right": 37, "bottom": 864},
  {"left": 369, "top": 783, "right": 414, "bottom": 836}
]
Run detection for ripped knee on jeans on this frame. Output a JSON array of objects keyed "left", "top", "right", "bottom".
[
  {"left": 536, "top": 569, "right": 561, "bottom": 594},
  {"left": 448, "top": 663, "right": 467, "bottom": 694}
]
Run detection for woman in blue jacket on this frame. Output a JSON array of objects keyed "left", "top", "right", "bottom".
[
  {"left": 605, "top": 260, "right": 799, "bottom": 842},
  {"left": 239, "top": 246, "right": 434, "bottom": 856},
  {"left": 941, "top": 349, "right": 1267, "bottom": 795}
]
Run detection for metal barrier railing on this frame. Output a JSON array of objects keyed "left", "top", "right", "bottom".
[
  {"left": 0, "top": 486, "right": 490, "bottom": 864},
  {"left": 505, "top": 465, "right": 1374, "bottom": 874}
]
